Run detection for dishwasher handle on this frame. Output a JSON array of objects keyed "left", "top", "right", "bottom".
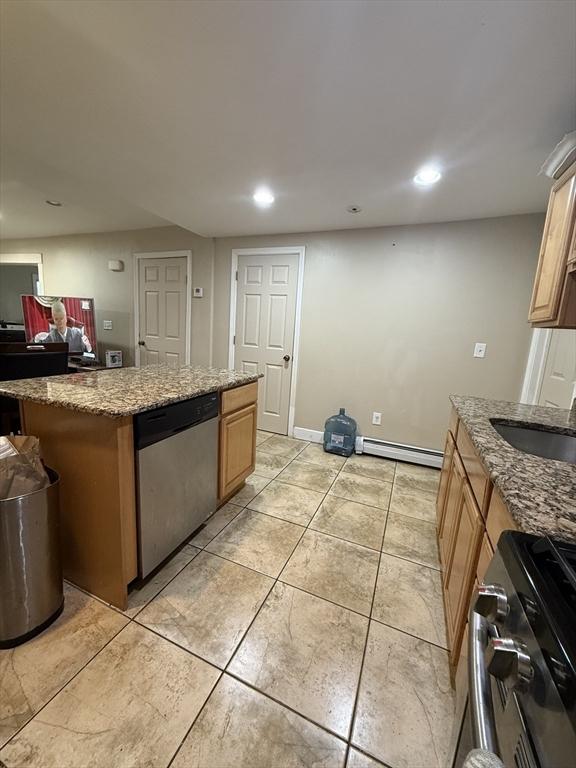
[{"left": 134, "top": 393, "right": 218, "bottom": 449}]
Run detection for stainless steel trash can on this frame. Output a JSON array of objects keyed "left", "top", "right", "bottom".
[{"left": 0, "top": 467, "right": 63, "bottom": 648}]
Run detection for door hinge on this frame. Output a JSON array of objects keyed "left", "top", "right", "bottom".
[
  {"left": 235, "top": 270, "right": 238, "bottom": 281},
  {"left": 233, "top": 335, "right": 236, "bottom": 345}
]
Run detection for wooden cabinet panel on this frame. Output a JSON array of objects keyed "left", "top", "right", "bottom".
[
  {"left": 445, "top": 482, "right": 483, "bottom": 659},
  {"left": 486, "top": 486, "right": 517, "bottom": 550},
  {"left": 456, "top": 424, "right": 491, "bottom": 517},
  {"left": 439, "top": 449, "right": 466, "bottom": 580},
  {"left": 448, "top": 407, "right": 459, "bottom": 440},
  {"left": 221, "top": 381, "right": 258, "bottom": 415},
  {"left": 477, "top": 533, "right": 494, "bottom": 584},
  {"left": 436, "top": 431, "right": 455, "bottom": 530},
  {"left": 529, "top": 163, "right": 576, "bottom": 325},
  {"left": 219, "top": 403, "right": 257, "bottom": 499}
]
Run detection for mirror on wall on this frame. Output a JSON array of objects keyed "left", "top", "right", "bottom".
[{"left": 0, "top": 264, "right": 40, "bottom": 327}]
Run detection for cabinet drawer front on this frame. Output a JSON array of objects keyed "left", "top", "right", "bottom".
[
  {"left": 456, "top": 424, "right": 491, "bottom": 516},
  {"left": 221, "top": 381, "right": 258, "bottom": 415},
  {"left": 486, "top": 486, "right": 517, "bottom": 550}
]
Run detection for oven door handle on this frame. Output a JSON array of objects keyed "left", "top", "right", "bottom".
[{"left": 468, "top": 603, "right": 499, "bottom": 755}]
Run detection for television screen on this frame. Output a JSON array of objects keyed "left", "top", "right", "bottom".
[{"left": 21, "top": 296, "right": 97, "bottom": 358}]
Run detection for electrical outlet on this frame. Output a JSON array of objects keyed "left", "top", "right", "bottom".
[
  {"left": 473, "top": 342, "right": 487, "bottom": 358},
  {"left": 372, "top": 411, "right": 382, "bottom": 426},
  {"left": 103, "top": 320, "right": 113, "bottom": 330}
]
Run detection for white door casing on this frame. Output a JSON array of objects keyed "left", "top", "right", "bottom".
[
  {"left": 232, "top": 249, "right": 301, "bottom": 434},
  {"left": 136, "top": 255, "right": 188, "bottom": 367},
  {"left": 538, "top": 328, "right": 576, "bottom": 408}
]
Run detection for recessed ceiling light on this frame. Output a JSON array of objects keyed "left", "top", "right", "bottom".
[
  {"left": 346, "top": 205, "right": 362, "bottom": 213},
  {"left": 45, "top": 199, "right": 63, "bottom": 206},
  {"left": 413, "top": 166, "right": 442, "bottom": 186},
  {"left": 253, "top": 187, "right": 275, "bottom": 208}
]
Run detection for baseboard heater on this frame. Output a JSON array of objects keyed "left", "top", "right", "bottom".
[
  {"left": 292, "top": 427, "right": 443, "bottom": 469},
  {"left": 356, "top": 436, "right": 443, "bottom": 469}
]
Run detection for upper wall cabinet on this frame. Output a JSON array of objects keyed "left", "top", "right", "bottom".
[{"left": 529, "top": 162, "right": 576, "bottom": 327}]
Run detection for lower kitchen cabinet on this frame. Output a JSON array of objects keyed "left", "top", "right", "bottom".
[
  {"left": 219, "top": 401, "right": 257, "bottom": 500},
  {"left": 437, "top": 407, "right": 517, "bottom": 682},
  {"left": 444, "top": 482, "right": 483, "bottom": 654}
]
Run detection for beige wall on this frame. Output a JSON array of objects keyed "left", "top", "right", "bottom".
[
  {"left": 214, "top": 214, "right": 544, "bottom": 450},
  {"left": 0, "top": 226, "right": 214, "bottom": 366},
  {"left": 2, "top": 214, "right": 544, "bottom": 449}
]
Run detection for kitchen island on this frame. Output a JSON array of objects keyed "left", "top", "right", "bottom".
[{"left": 0, "top": 365, "right": 261, "bottom": 609}]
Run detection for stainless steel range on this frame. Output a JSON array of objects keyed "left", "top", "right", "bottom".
[{"left": 454, "top": 531, "right": 576, "bottom": 768}]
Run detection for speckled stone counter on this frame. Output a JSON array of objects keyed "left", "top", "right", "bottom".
[
  {"left": 450, "top": 395, "right": 576, "bottom": 543},
  {"left": 0, "top": 365, "right": 261, "bottom": 417}
]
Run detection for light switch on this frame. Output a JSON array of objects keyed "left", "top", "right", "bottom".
[
  {"left": 474, "top": 342, "right": 487, "bottom": 358},
  {"left": 193, "top": 287, "right": 204, "bottom": 298},
  {"left": 372, "top": 411, "right": 382, "bottom": 425},
  {"left": 103, "top": 320, "right": 113, "bottom": 330}
]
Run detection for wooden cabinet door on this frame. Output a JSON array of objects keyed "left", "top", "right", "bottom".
[
  {"left": 445, "top": 482, "right": 483, "bottom": 658},
  {"left": 439, "top": 449, "right": 466, "bottom": 579},
  {"left": 219, "top": 403, "right": 257, "bottom": 499},
  {"left": 436, "top": 431, "right": 455, "bottom": 530},
  {"left": 529, "top": 163, "right": 576, "bottom": 323}
]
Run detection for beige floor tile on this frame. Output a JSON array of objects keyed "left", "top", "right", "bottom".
[
  {"left": 382, "top": 513, "right": 440, "bottom": 569},
  {"left": 277, "top": 460, "right": 338, "bottom": 493},
  {"left": 310, "top": 495, "right": 387, "bottom": 550},
  {"left": 389, "top": 484, "right": 436, "bottom": 523},
  {"left": 352, "top": 621, "right": 455, "bottom": 768},
  {"left": 256, "top": 430, "right": 273, "bottom": 446},
  {"left": 172, "top": 674, "right": 347, "bottom": 768},
  {"left": 330, "top": 474, "right": 392, "bottom": 510},
  {"left": 247, "top": 480, "right": 324, "bottom": 525},
  {"left": 0, "top": 623, "right": 220, "bottom": 768},
  {"left": 0, "top": 585, "right": 127, "bottom": 748},
  {"left": 297, "top": 443, "right": 347, "bottom": 470},
  {"left": 280, "top": 530, "right": 379, "bottom": 616},
  {"left": 229, "top": 474, "right": 270, "bottom": 506},
  {"left": 394, "top": 462, "right": 440, "bottom": 494},
  {"left": 342, "top": 454, "right": 396, "bottom": 483},
  {"left": 189, "top": 502, "right": 243, "bottom": 547},
  {"left": 229, "top": 582, "right": 367, "bottom": 738},
  {"left": 256, "top": 434, "right": 308, "bottom": 459},
  {"left": 255, "top": 450, "right": 292, "bottom": 478},
  {"left": 346, "top": 748, "right": 386, "bottom": 768},
  {"left": 124, "top": 544, "right": 200, "bottom": 618},
  {"left": 372, "top": 554, "right": 447, "bottom": 647},
  {"left": 205, "top": 509, "right": 304, "bottom": 577},
  {"left": 137, "top": 551, "right": 273, "bottom": 667}
]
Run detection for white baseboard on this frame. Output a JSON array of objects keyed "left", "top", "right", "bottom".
[
  {"left": 293, "top": 427, "right": 323, "bottom": 443},
  {"left": 292, "top": 426, "right": 443, "bottom": 468}
]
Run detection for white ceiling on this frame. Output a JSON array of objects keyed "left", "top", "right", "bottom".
[{"left": 1, "top": 0, "right": 575, "bottom": 240}]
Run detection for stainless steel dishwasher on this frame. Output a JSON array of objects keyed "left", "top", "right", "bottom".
[{"left": 134, "top": 393, "right": 218, "bottom": 578}]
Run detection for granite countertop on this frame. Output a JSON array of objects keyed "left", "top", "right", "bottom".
[
  {"left": 450, "top": 395, "right": 576, "bottom": 544},
  {"left": 0, "top": 365, "right": 261, "bottom": 417}
]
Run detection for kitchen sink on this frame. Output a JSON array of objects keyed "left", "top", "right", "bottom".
[{"left": 490, "top": 419, "right": 576, "bottom": 464}]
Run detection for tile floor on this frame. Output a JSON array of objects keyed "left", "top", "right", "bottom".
[{"left": 0, "top": 432, "right": 455, "bottom": 768}]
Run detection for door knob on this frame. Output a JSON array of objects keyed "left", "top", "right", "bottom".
[
  {"left": 283, "top": 354, "right": 291, "bottom": 362},
  {"left": 138, "top": 341, "right": 146, "bottom": 347}
]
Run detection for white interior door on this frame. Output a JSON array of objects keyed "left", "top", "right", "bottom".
[
  {"left": 538, "top": 329, "right": 576, "bottom": 407},
  {"left": 138, "top": 256, "right": 187, "bottom": 367},
  {"left": 235, "top": 252, "right": 299, "bottom": 434}
]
